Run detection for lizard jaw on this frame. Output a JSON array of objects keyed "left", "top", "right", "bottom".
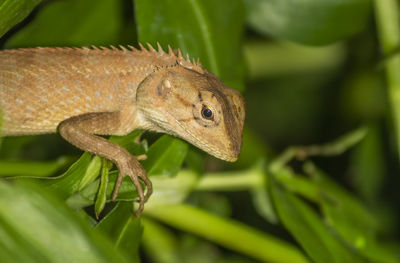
[{"left": 173, "top": 119, "right": 239, "bottom": 162}]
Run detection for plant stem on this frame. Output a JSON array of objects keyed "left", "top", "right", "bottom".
[
  {"left": 144, "top": 204, "right": 310, "bottom": 263},
  {"left": 141, "top": 218, "right": 179, "bottom": 263},
  {"left": 196, "top": 168, "right": 264, "bottom": 191},
  {"left": 374, "top": 0, "right": 400, "bottom": 161},
  {"left": 270, "top": 127, "right": 367, "bottom": 173}
]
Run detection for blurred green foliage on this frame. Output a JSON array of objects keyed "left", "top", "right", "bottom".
[
  {"left": 244, "top": 0, "right": 372, "bottom": 45},
  {"left": 1, "top": 0, "right": 400, "bottom": 262}
]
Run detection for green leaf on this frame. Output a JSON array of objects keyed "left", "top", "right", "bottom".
[
  {"left": 96, "top": 202, "right": 142, "bottom": 263},
  {"left": 78, "top": 155, "right": 102, "bottom": 190},
  {"left": 68, "top": 135, "right": 189, "bottom": 208},
  {"left": 0, "top": 0, "right": 42, "bottom": 38},
  {"left": 247, "top": 160, "right": 278, "bottom": 223},
  {"left": 350, "top": 124, "right": 386, "bottom": 202},
  {"left": 94, "top": 158, "right": 112, "bottom": 218},
  {"left": 145, "top": 204, "right": 309, "bottom": 263},
  {"left": 304, "top": 162, "right": 399, "bottom": 263},
  {"left": 69, "top": 169, "right": 198, "bottom": 211},
  {"left": 0, "top": 157, "right": 70, "bottom": 177},
  {"left": 110, "top": 130, "right": 146, "bottom": 156},
  {"left": 5, "top": 0, "right": 124, "bottom": 47},
  {"left": 67, "top": 171, "right": 139, "bottom": 209},
  {"left": 244, "top": 0, "right": 372, "bottom": 45},
  {"left": 251, "top": 186, "right": 278, "bottom": 224},
  {"left": 40, "top": 152, "right": 93, "bottom": 199},
  {"left": 141, "top": 135, "right": 188, "bottom": 177},
  {"left": 306, "top": 163, "right": 379, "bottom": 235},
  {"left": 135, "top": 0, "right": 246, "bottom": 91},
  {"left": 0, "top": 180, "right": 128, "bottom": 263},
  {"left": 271, "top": 172, "right": 368, "bottom": 263},
  {"left": 4, "top": 153, "right": 91, "bottom": 200}
]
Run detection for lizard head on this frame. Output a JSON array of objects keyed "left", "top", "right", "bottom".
[{"left": 136, "top": 65, "right": 245, "bottom": 162}]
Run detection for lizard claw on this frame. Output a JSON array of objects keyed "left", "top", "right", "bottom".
[
  {"left": 111, "top": 155, "right": 152, "bottom": 216},
  {"left": 139, "top": 170, "right": 153, "bottom": 202}
]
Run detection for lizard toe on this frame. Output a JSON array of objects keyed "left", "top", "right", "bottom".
[
  {"left": 139, "top": 172, "right": 153, "bottom": 202},
  {"left": 112, "top": 170, "right": 124, "bottom": 201},
  {"left": 111, "top": 155, "right": 152, "bottom": 216}
]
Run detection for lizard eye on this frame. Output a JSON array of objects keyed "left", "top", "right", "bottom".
[{"left": 201, "top": 105, "right": 214, "bottom": 120}]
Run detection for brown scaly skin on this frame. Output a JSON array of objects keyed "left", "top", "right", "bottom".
[{"left": 0, "top": 44, "right": 246, "bottom": 215}]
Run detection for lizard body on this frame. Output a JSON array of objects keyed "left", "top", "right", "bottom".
[{"left": 0, "top": 44, "right": 245, "bottom": 215}]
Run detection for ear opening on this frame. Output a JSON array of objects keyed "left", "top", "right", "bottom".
[
  {"left": 136, "top": 69, "right": 168, "bottom": 102},
  {"left": 157, "top": 79, "right": 172, "bottom": 97}
]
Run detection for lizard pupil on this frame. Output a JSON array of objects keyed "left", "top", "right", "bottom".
[{"left": 201, "top": 106, "right": 213, "bottom": 120}]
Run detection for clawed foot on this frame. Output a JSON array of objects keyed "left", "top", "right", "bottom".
[{"left": 111, "top": 155, "right": 153, "bottom": 216}]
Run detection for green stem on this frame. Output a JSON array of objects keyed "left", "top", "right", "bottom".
[
  {"left": 197, "top": 167, "right": 320, "bottom": 203},
  {"left": 374, "top": 0, "right": 400, "bottom": 161},
  {"left": 269, "top": 148, "right": 296, "bottom": 173},
  {"left": 274, "top": 168, "right": 320, "bottom": 202},
  {"left": 270, "top": 127, "right": 367, "bottom": 173},
  {"left": 144, "top": 204, "right": 310, "bottom": 263},
  {"left": 196, "top": 168, "right": 264, "bottom": 191},
  {"left": 141, "top": 218, "right": 180, "bottom": 263}
]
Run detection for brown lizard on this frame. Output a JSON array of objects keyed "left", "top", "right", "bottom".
[{"left": 0, "top": 44, "right": 245, "bottom": 215}]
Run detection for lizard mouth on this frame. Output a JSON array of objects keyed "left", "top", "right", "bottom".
[
  {"left": 212, "top": 151, "right": 238, "bottom": 162},
  {"left": 172, "top": 119, "right": 238, "bottom": 162},
  {"left": 191, "top": 137, "right": 238, "bottom": 162}
]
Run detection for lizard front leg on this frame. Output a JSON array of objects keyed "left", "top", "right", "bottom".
[{"left": 57, "top": 112, "right": 152, "bottom": 216}]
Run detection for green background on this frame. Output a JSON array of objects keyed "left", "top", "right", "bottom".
[{"left": 0, "top": 0, "right": 399, "bottom": 262}]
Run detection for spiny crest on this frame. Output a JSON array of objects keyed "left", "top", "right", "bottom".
[
  {"left": 2, "top": 44, "right": 205, "bottom": 74},
  {"left": 104, "top": 42, "right": 205, "bottom": 74},
  {"left": 137, "top": 42, "right": 205, "bottom": 74}
]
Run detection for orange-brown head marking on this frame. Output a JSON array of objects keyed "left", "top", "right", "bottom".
[{"left": 136, "top": 60, "right": 245, "bottom": 162}]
